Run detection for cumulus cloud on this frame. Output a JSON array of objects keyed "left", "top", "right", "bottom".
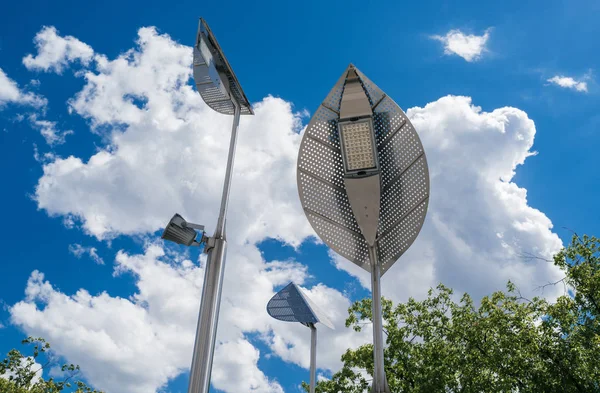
[
  {"left": 0, "top": 68, "right": 47, "bottom": 108},
  {"left": 335, "top": 96, "right": 564, "bottom": 304},
  {"left": 23, "top": 26, "right": 95, "bottom": 73},
  {"left": 28, "top": 114, "right": 73, "bottom": 145},
  {"left": 12, "top": 25, "right": 565, "bottom": 393},
  {"left": 431, "top": 29, "right": 491, "bottom": 62},
  {"left": 35, "top": 27, "right": 312, "bottom": 245},
  {"left": 547, "top": 75, "right": 588, "bottom": 92},
  {"left": 10, "top": 244, "right": 364, "bottom": 393},
  {"left": 68, "top": 244, "right": 104, "bottom": 265},
  {"left": 0, "top": 69, "right": 67, "bottom": 146}
]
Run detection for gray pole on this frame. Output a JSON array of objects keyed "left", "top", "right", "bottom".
[
  {"left": 369, "top": 245, "right": 390, "bottom": 393},
  {"left": 309, "top": 324, "right": 317, "bottom": 393},
  {"left": 187, "top": 98, "right": 241, "bottom": 393}
]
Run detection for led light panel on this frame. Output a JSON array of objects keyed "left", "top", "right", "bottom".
[{"left": 339, "top": 120, "right": 376, "bottom": 171}]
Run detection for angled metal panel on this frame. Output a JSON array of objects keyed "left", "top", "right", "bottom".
[
  {"left": 193, "top": 18, "right": 253, "bottom": 115},
  {"left": 267, "top": 282, "right": 334, "bottom": 329},
  {"left": 297, "top": 287, "right": 335, "bottom": 329},
  {"left": 297, "top": 65, "right": 429, "bottom": 276}
]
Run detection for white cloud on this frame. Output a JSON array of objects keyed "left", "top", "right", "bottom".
[
  {"left": 11, "top": 244, "right": 361, "bottom": 393},
  {"left": 0, "top": 69, "right": 65, "bottom": 147},
  {"left": 212, "top": 340, "right": 284, "bottom": 393},
  {"left": 11, "top": 25, "right": 566, "bottom": 393},
  {"left": 335, "top": 96, "right": 564, "bottom": 304},
  {"left": 29, "top": 115, "right": 73, "bottom": 145},
  {"left": 68, "top": 244, "right": 104, "bottom": 265},
  {"left": 0, "top": 68, "right": 47, "bottom": 108},
  {"left": 35, "top": 27, "right": 312, "bottom": 245},
  {"left": 431, "top": 29, "right": 491, "bottom": 62},
  {"left": 23, "top": 26, "right": 94, "bottom": 73},
  {"left": 547, "top": 75, "right": 588, "bottom": 92}
]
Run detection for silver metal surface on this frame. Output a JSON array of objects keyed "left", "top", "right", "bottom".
[
  {"left": 369, "top": 246, "right": 390, "bottom": 393},
  {"left": 194, "top": 18, "right": 253, "bottom": 115},
  {"left": 186, "top": 100, "right": 242, "bottom": 393},
  {"left": 267, "top": 283, "right": 332, "bottom": 393},
  {"left": 164, "top": 17, "right": 254, "bottom": 393},
  {"left": 185, "top": 222, "right": 206, "bottom": 231},
  {"left": 214, "top": 99, "right": 241, "bottom": 237},
  {"left": 339, "top": 68, "right": 372, "bottom": 119},
  {"left": 300, "top": 288, "right": 334, "bottom": 330},
  {"left": 309, "top": 325, "right": 317, "bottom": 393},
  {"left": 266, "top": 282, "right": 334, "bottom": 329},
  {"left": 344, "top": 174, "right": 380, "bottom": 246},
  {"left": 296, "top": 64, "right": 429, "bottom": 393},
  {"left": 162, "top": 213, "right": 200, "bottom": 246},
  {"left": 296, "top": 64, "right": 429, "bottom": 275},
  {"left": 188, "top": 237, "right": 227, "bottom": 393}
]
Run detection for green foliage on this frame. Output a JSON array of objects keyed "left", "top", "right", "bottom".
[
  {"left": 0, "top": 337, "right": 102, "bottom": 393},
  {"left": 310, "top": 235, "right": 600, "bottom": 393}
]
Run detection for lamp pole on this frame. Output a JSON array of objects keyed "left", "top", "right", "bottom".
[
  {"left": 187, "top": 98, "right": 241, "bottom": 393},
  {"left": 163, "top": 18, "right": 255, "bottom": 393},
  {"left": 296, "top": 64, "right": 430, "bottom": 393},
  {"left": 266, "top": 282, "right": 334, "bottom": 393},
  {"left": 369, "top": 246, "right": 388, "bottom": 393},
  {"left": 309, "top": 323, "right": 317, "bottom": 393}
]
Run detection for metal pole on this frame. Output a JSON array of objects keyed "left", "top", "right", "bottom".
[
  {"left": 214, "top": 98, "right": 241, "bottom": 238},
  {"left": 309, "top": 324, "right": 317, "bottom": 393},
  {"left": 187, "top": 98, "right": 241, "bottom": 393},
  {"left": 369, "top": 245, "right": 390, "bottom": 393}
]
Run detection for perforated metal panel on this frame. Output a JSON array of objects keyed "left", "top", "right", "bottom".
[
  {"left": 193, "top": 19, "right": 253, "bottom": 116},
  {"left": 297, "top": 65, "right": 429, "bottom": 275},
  {"left": 267, "top": 282, "right": 334, "bottom": 329}
]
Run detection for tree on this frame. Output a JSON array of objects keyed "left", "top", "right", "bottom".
[
  {"left": 0, "top": 337, "right": 102, "bottom": 393},
  {"left": 307, "top": 234, "right": 600, "bottom": 393}
]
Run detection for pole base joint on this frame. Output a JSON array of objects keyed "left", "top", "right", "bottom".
[{"left": 370, "top": 377, "right": 391, "bottom": 393}]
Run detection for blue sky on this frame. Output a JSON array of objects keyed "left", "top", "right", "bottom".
[{"left": 0, "top": 0, "right": 599, "bottom": 392}]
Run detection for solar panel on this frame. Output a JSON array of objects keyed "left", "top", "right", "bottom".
[
  {"left": 193, "top": 18, "right": 253, "bottom": 115},
  {"left": 266, "top": 282, "right": 334, "bottom": 329}
]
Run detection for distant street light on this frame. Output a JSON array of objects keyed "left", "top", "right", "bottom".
[
  {"left": 266, "top": 282, "right": 334, "bottom": 393},
  {"left": 296, "top": 64, "right": 430, "bottom": 393},
  {"left": 161, "top": 18, "right": 253, "bottom": 393}
]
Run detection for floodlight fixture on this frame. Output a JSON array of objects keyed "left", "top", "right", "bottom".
[
  {"left": 160, "top": 18, "right": 254, "bottom": 393},
  {"left": 161, "top": 214, "right": 206, "bottom": 247},
  {"left": 267, "top": 282, "right": 334, "bottom": 393},
  {"left": 296, "top": 64, "right": 430, "bottom": 393}
]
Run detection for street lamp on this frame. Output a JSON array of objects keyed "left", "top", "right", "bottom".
[
  {"left": 266, "top": 282, "right": 334, "bottom": 393},
  {"left": 161, "top": 18, "right": 253, "bottom": 393},
  {"left": 296, "top": 64, "right": 430, "bottom": 393}
]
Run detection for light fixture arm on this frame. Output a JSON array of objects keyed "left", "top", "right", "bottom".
[{"left": 184, "top": 222, "right": 206, "bottom": 231}]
